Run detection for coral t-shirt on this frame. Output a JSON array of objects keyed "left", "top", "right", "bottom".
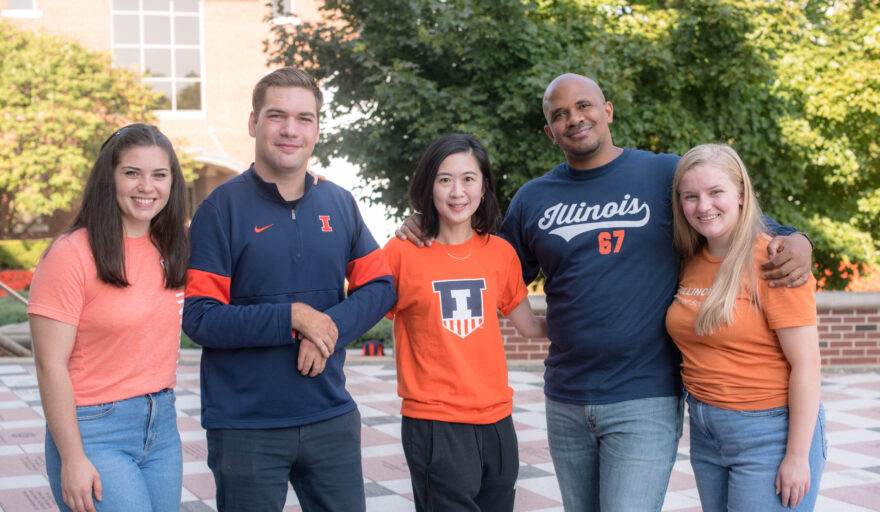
[
  {"left": 28, "top": 229, "right": 182, "bottom": 406},
  {"left": 384, "top": 233, "right": 528, "bottom": 424},
  {"left": 665, "top": 234, "right": 817, "bottom": 410}
]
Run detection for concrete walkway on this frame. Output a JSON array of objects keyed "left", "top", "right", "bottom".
[{"left": 0, "top": 357, "right": 879, "bottom": 511}]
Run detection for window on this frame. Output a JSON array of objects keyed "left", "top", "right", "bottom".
[
  {"left": 111, "top": 0, "right": 203, "bottom": 112},
  {"left": 2, "top": 0, "right": 42, "bottom": 18},
  {"left": 271, "top": 0, "right": 300, "bottom": 26},
  {"left": 8, "top": 0, "right": 36, "bottom": 8}
]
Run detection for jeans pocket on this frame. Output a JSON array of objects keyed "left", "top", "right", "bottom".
[
  {"left": 734, "top": 405, "right": 788, "bottom": 418},
  {"left": 75, "top": 401, "right": 117, "bottom": 421}
]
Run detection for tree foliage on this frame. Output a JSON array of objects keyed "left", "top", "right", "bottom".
[
  {"left": 269, "top": 0, "right": 879, "bottom": 289},
  {"left": 0, "top": 21, "right": 197, "bottom": 238}
]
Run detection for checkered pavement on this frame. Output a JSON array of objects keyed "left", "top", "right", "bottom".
[{"left": 1, "top": 358, "right": 879, "bottom": 511}]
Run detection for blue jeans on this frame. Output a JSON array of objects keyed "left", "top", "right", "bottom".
[
  {"left": 45, "top": 389, "right": 182, "bottom": 512},
  {"left": 687, "top": 395, "right": 827, "bottom": 511},
  {"left": 545, "top": 395, "right": 683, "bottom": 512},
  {"left": 206, "top": 408, "right": 365, "bottom": 512}
]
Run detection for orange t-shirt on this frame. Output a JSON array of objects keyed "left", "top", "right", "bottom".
[
  {"left": 665, "top": 234, "right": 817, "bottom": 410},
  {"left": 383, "top": 233, "right": 528, "bottom": 424},
  {"left": 27, "top": 229, "right": 182, "bottom": 406}
]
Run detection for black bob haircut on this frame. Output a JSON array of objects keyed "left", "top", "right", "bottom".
[{"left": 407, "top": 133, "right": 502, "bottom": 239}]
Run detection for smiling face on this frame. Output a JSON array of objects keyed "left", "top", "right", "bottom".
[
  {"left": 543, "top": 74, "right": 615, "bottom": 169},
  {"left": 249, "top": 85, "right": 319, "bottom": 181},
  {"left": 114, "top": 145, "right": 172, "bottom": 238},
  {"left": 678, "top": 164, "right": 744, "bottom": 257},
  {"left": 432, "top": 151, "right": 485, "bottom": 241}
]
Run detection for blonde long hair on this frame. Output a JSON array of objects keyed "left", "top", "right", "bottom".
[{"left": 672, "top": 144, "right": 766, "bottom": 335}]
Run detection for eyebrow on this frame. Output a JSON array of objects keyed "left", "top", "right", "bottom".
[
  {"left": 120, "top": 165, "right": 170, "bottom": 171},
  {"left": 437, "top": 170, "right": 479, "bottom": 176},
  {"left": 264, "top": 107, "right": 316, "bottom": 118}
]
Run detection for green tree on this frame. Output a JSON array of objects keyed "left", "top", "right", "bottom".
[
  {"left": 269, "top": 0, "right": 879, "bottom": 288},
  {"left": 0, "top": 21, "right": 197, "bottom": 238}
]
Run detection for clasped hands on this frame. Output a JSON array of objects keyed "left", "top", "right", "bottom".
[{"left": 291, "top": 303, "right": 337, "bottom": 377}]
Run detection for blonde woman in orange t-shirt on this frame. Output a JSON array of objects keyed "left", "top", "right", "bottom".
[
  {"left": 28, "top": 124, "right": 189, "bottom": 512},
  {"left": 384, "top": 134, "right": 547, "bottom": 511},
  {"left": 665, "top": 144, "right": 825, "bottom": 511}
]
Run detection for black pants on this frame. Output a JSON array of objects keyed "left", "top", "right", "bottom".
[{"left": 401, "top": 415, "right": 518, "bottom": 512}]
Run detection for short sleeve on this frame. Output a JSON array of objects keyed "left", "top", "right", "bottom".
[
  {"left": 760, "top": 274, "right": 818, "bottom": 330},
  {"left": 27, "top": 235, "right": 89, "bottom": 327}
]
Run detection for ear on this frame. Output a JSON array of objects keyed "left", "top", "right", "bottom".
[
  {"left": 248, "top": 111, "right": 257, "bottom": 138},
  {"left": 544, "top": 124, "right": 557, "bottom": 144},
  {"left": 605, "top": 101, "right": 614, "bottom": 124}
]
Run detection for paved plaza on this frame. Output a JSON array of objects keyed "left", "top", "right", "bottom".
[{"left": 0, "top": 357, "right": 879, "bottom": 511}]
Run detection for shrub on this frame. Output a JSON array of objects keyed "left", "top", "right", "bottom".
[
  {"left": 0, "top": 270, "right": 33, "bottom": 297},
  {"left": 348, "top": 317, "right": 393, "bottom": 348},
  {"left": 0, "top": 239, "right": 52, "bottom": 270},
  {"left": 0, "top": 292, "right": 28, "bottom": 325}
]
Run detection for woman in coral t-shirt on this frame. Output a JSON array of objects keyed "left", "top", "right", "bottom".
[
  {"left": 665, "top": 144, "right": 825, "bottom": 511},
  {"left": 384, "top": 134, "right": 546, "bottom": 511},
  {"left": 28, "top": 124, "right": 189, "bottom": 512}
]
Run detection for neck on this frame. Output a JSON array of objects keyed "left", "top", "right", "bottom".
[
  {"left": 567, "top": 145, "right": 623, "bottom": 171},
  {"left": 122, "top": 221, "right": 149, "bottom": 239},
  {"left": 706, "top": 239, "right": 730, "bottom": 259},
  {"left": 435, "top": 223, "right": 474, "bottom": 245},
  {"left": 254, "top": 163, "right": 306, "bottom": 201}
]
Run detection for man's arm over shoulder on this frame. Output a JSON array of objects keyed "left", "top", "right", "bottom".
[
  {"left": 762, "top": 215, "right": 813, "bottom": 288},
  {"left": 182, "top": 200, "right": 295, "bottom": 350}
]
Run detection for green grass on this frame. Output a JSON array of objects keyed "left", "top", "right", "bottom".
[{"left": 0, "top": 292, "right": 28, "bottom": 326}]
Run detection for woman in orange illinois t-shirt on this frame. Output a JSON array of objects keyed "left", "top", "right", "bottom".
[
  {"left": 27, "top": 124, "right": 189, "bottom": 512},
  {"left": 665, "top": 144, "right": 825, "bottom": 511},
  {"left": 384, "top": 134, "right": 547, "bottom": 512}
]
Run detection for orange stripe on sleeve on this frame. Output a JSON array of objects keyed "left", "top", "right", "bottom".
[
  {"left": 185, "top": 269, "right": 231, "bottom": 304},
  {"left": 347, "top": 248, "right": 392, "bottom": 291}
]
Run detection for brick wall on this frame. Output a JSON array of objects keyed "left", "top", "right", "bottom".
[
  {"left": 816, "top": 292, "right": 880, "bottom": 366},
  {"left": 502, "top": 293, "right": 880, "bottom": 367}
]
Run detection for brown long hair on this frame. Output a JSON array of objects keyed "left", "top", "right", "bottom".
[{"left": 68, "top": 123, "right": 189, "bottom": 288}]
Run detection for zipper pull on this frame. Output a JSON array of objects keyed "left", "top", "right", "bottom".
[{"left": 291, "top": 208, "right": 296, "bottom": 220}]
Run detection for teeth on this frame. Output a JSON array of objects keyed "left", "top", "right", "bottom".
[{"left": 133, "top": 198, "right": 155, "bottom": 205}]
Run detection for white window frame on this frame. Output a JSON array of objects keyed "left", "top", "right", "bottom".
[
  {"left": 110, "top": 0, "right": 206, "bottom": 118},
  {"left": 271, "top": 0, "right": 300, "bottom": 26},
  {"left": 2, "top": 0, "right": 42, "bottom": 18}
]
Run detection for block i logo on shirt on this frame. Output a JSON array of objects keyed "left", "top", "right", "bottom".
[{"left": 432, "top": 279, "right": 486, "bottom": 338}]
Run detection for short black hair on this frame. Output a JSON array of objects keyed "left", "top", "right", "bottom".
[{"left": 408, "top": 134, "right": 501, "bottom": 238}]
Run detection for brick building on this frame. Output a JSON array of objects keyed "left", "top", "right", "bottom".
[{"left": 2, "top": 0, "right": 322, "bottom": 230}]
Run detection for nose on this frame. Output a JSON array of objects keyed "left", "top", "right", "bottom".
[
  {"left": 279, "top": 117, "right": 298, "bottom": 137},
  {"left": 696, "top": 195, "right": 711, "bottom": 211},
  {"left": 137, "top": 175, "right": 155, "bottom": 192},
  {"left": 568, "top": 107, "right": 586, "bottom": 127},
  {"left": 449, "top": 180, "right": 465, "bottom": 196}
]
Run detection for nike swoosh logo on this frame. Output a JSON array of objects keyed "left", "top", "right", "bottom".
[{"left": 254, "top": 224, "right": 274, "bottom": 233}]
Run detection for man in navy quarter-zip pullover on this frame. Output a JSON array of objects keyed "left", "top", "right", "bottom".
[{"left": 183, "top": 68, "right": 396, "bottom": 512}]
